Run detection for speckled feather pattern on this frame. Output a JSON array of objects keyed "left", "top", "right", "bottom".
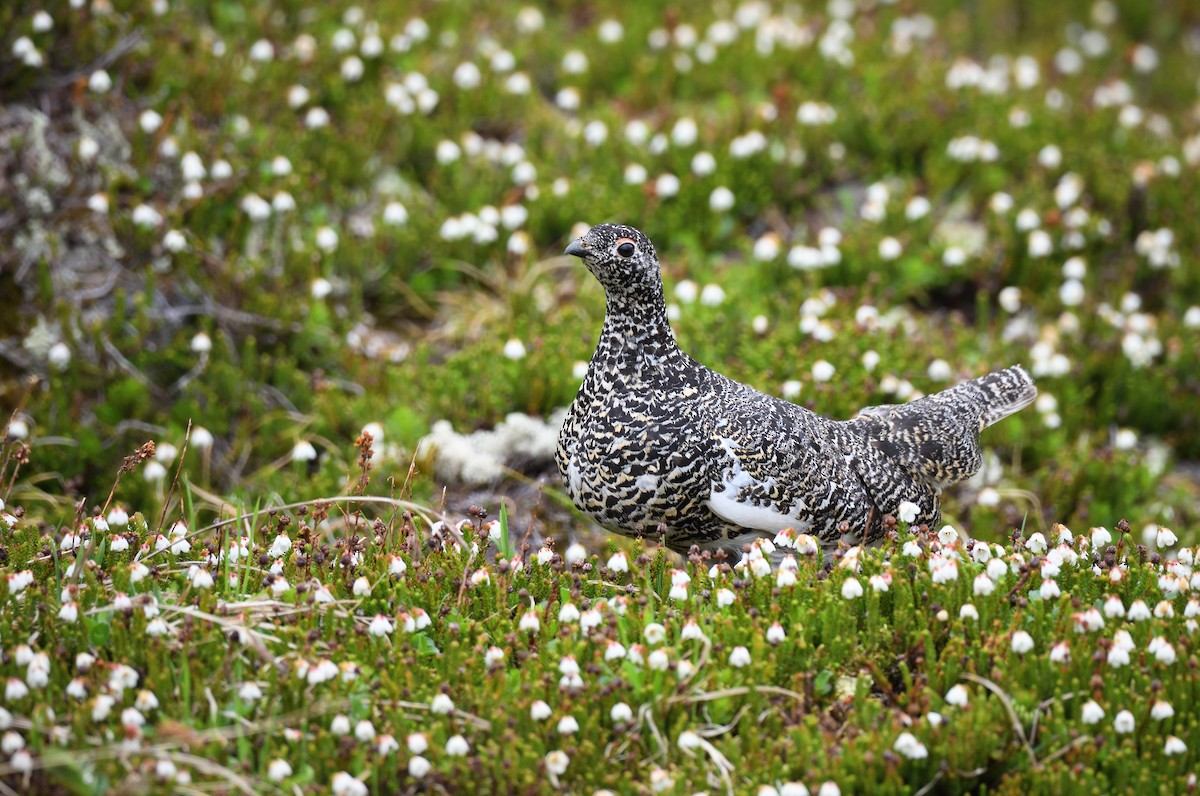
[{"left": 557, "top": 224, "right": 1037, "bottom": 558}]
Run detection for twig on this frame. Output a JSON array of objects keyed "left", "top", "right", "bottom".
[
  {"left": 154, "top": 420, "right": 192, "bottom": 536},
  {"left": 372, "top": 700, "right": 491, "bottom": 731},
  {"left": 914, "top": 768, "right": 944, "bottom": 796},
  {"left": 37, "top": 30, "right": 145, "bottom": 89},
  {"left": 960, "top": 673, "right": 1038, "bottom": 765}
]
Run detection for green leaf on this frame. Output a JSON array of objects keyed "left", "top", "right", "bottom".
[
  {"left": 499, "top": 499, "right": 514, "bottom": 558},
  {"left": 814, "top": 669, "right": 835, "bottom": 696},
  {"left": 410, "top": 633, "right": 440, "bottom": 656},
  {"left": 86, "top": 614, "right": 112, "bottom": 647}
]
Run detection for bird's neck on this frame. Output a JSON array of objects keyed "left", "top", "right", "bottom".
[{"left": 597, "top": 287, "right": 680, "bottom": 359}]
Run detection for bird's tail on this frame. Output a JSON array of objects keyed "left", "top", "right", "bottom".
[
  {"left": 848, "top": 365, "right": 1036, "bottom": 490},
  {"left": 974, "top": 365, "right": 1038, "bottom": 429}
]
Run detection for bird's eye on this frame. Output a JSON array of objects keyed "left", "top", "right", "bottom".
[{"left": 617, "top": 242, "right": 635, "bottom": 258}]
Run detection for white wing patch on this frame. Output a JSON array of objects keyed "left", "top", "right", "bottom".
[
  {"left": 706, "top": 438, "right": 811, "bottom": 533},
  {"left": 635, "top": 473, "right": 659, "bottom": 492}
]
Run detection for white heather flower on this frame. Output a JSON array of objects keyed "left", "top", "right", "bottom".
[
  {"left": 353, "top": 720, "right": 376, "bottom": 742},
  {"left": 945, "top": 684, "right": 969, "bottom": 707},
  {"left": 315, "top": 226, "right": 338, "bottom": 253},
  {"left": 654, "top": 173, "right": 681, "bottom": 198},
  {"left": 382, "top": 201, "right": 409, "bottom": 226},
  {"left": 1079, "top": 700, "right": 1104, "bottom": 725},
  {"left": 1127, "top": 600, "right": 1151, "bottom": 622},
  {"left": 248, "top": 39, "right": 274, "bottom": 62},
  {"left": 995, "top": 287, "right": 1027, "bottom": 317},
  {"left": 235, "top": 681, "right": 263, "bottom": 703},
  {"left": 132, "top": 204, "right": 163, "bottom": 228},
  {"left": 88, "top": 69, "right": 112, "bottom": 92},
  {"left": 1113, "top": 710, "right": 1135, "bottom": 734},
  {"left": 139, "top": 109, "right": 163, "bottom": 133},
  {"left": 937, "top": 525, "right": 959, "bottom": 545},
  {"left": 67, "top": 678, "right": 88, "bottom": 700},
  {"left": 811, "top": 360, "right": 835, "bottom": 382},
  {"left": 340, "top": 55, "right": 364, "bottom": 82},
  {"left": 1011, "top": 631, "right": 1034, "bottom": 654},
  {"left": 709, "top": 186, "right": 735, "bottom": 212},
  {"left": 530, "top": 700, "right": 552, "bottom": 721},
  {"left": 330, "top": 714, "right": 351, "bottom": 735},
  {"left": 502, "top": 338, "right": 527, "bottom": 360},
  {"left": 960, "top": 604, "right": 979, "bottom": 620},
  {"left": 1027, "top": 229, "right": 1053, "bottom": 258},
  {"left": 57, "top": 598, "right": 79, "bottom": 623},
  {"left": 691, "top": 151, "right": 717, "bottom": 177},
  {"left": 90, "top": 693, "right": 115, "bottom": 721},
  {"left": 841, "top": 577, "right": 863, "bottom": 599},
  {"left": 878, "top": 236, "right": 902, "bottom": 260},
  {"left": 1157, "top": 527, "right": 1178, "bottom": 548},
  {"left": 582, "top": 120, "right": 607, "bottom": 145},
  {"left": 146, "top": 617, "right": 171, "bottom": 636},
  {"left": 352, "top": 576, "right": 371, "bottom": 596},
  {"left": 1151, "top": 700, "right": 1174, "bottom": 721},
  {"left": 445, "top": 734, "right": 469, "bottom": 756},
  {"left": 305, "top": 107, "right": 330, "bottom": 128},
  {"left": 606, "top": 551, "right": 629, "bottom": 572},
  {"left": 189, "top": 567, "right": 214, "bottom": 589},
  {"left": 1060, "top": 279, "right": 1085, "bottom": 306},
  {"left": 285, "top": 84, "right": 311, "bottom": 109},
  {"left": 729, "top": 646, "right": 752, "bottom": 667},
  {"left": 609, "top": 702, "right": 635, "bottom": 726},
  {"left": 643, "top": 622, "right": 667, "bottom": 645},
  {"left": 368, "top": 615, "right": 394, "bottom": 636},
  {"left": 700, "top": 284, "right": 726, "bottom": 306},
  {"left": 557, "top": 715, "right": 580, "bottom": 735},
  {"left": 267, "top": 759, "right": 292, "bottom": 781},
  {"left": 241, "top": 193, "right": 271, "bottom": 221},
  {"left": 163, "top": 230, "right": 187, "bottom": 253},
  {"left": 894, "top": 731, "right": 928, "bottom": 760},
  {"left": 545, "top": 749, "right": 570, "bottom": 776},
  {"left": 1107, "top": 645, "right": 1130, "bottom": 667},
  {"left": 291, "top": 440, "right": 317, "bottom": 462},
  {"left": 1164, "top": 736, "right": 1187, "bottom": 755},
  {"left": 406, "top": 733, "right": 428, "bottom": 754},
  {"left": 1150, "top": 637, "right": 1177, "bottom": 665},
  {"left": 716, "top": 588, "right": 735, "bottom": 607},
  {"left": 893, "top": 501, "right": 921, "bottom": 528},
  {"left": 430, "top": 693, "right": 454, "bottom": 715},
  {"left": 330, "top": 771, "right": 368, "bottom": 796},
  {"left": 484, "top": 646, "right": 505, "bottom": 667},
  {"left": 557, "top": 603, "right": 580, "bottom": 624}
]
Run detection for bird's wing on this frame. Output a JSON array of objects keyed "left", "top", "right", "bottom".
[{"left": 705, "top": 432, "right": 817, "bottom": 533}]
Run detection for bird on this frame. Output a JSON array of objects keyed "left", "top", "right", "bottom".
[{"left": 556, "top": 223, "right": 1037, "bottom": 560}]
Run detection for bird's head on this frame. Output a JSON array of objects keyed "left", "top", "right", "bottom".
[{"left": 564, "top": 223, "right": 662, "bottom": 299}]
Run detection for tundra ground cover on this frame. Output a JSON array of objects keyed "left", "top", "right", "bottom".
[{"left": 2, "top": 0, "right": 1200, "bottom": 792}]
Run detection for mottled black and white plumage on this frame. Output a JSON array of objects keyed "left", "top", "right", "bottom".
[{"left": 556, "top": 224, "right": 1036, "bottom": 558}]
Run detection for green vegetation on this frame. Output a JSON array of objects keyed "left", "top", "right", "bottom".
[{"left": 1, "top": 0, "right": 1199, "bottom": 792}]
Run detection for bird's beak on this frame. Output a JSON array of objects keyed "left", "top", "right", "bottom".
[{"left": 564, "top": 239, "right": 588, "bottom": 258}]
